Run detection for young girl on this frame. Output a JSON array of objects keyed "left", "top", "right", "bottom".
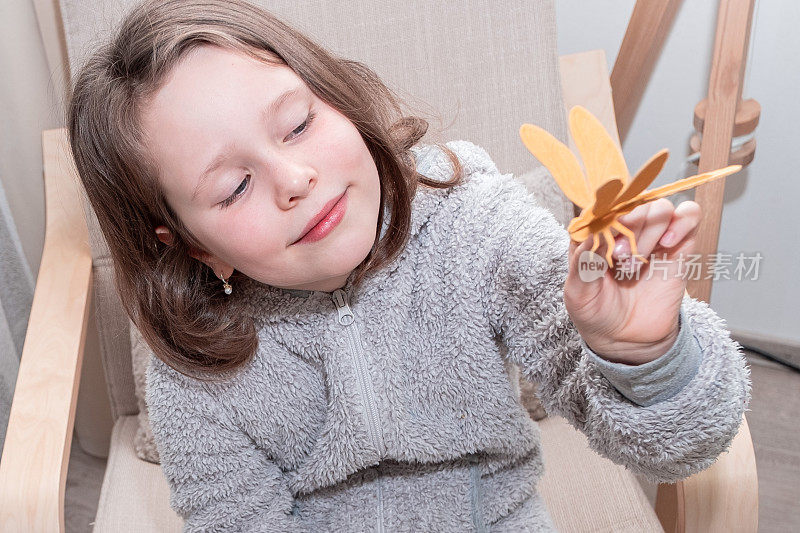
[{"left": 67, "top": 0, "right": 751, "bottom": 531}]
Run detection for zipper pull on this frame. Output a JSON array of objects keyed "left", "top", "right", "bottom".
[{"left": 332, "top": 289, "right": 354, "bottom": 325}]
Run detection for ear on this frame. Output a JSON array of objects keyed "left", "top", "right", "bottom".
[
  {"left": 154, "top": 225, "right": 234, "bottom": 279},
  {"left": 155, "top": 224, "right": 206, "bottom": 262},
  {"left": 154, "top": 225, "right": 174, "bottom": 245}
]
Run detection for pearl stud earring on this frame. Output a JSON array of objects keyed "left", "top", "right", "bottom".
[{"left": 218, "top": 273, "right": 233, "bottom": 295}]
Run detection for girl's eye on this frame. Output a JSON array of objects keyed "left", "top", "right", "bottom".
[
  {"left": 284, "top": 110, "right": 316, "bottom": 142},
  {"left": 219, "top": 174, "right": 251, "bottom": 209},
  {"left": 217, "top": 111, "right": 315, "bottom": 209}
]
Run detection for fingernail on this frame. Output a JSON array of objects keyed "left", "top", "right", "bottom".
[
  {"left": 660, "top": 231, "right": 675, "bottom": 247},
  {"left": 614, "top": 239, "right": 629, "bottom": 257}
]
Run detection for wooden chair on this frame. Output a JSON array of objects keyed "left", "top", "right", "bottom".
[{"left": 0, "top": 1, "right": 757, "bottom": 531}]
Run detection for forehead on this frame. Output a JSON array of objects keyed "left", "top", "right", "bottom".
[
  {"left": 143, "top": 45, "right": 302, "bottom": 133},
  {"left": 140, "top": 46, "right": 306, "bottom": 203}
]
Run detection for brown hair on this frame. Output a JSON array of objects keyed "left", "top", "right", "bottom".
[{"left": 67, "top": 0, "right": 464, "bottom": 380}]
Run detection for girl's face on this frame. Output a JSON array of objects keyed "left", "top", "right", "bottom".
[{"left": 141, "top": 45, "right": 382, "bottom": 292}]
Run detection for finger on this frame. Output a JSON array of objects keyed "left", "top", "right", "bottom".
[
  {"left": 624, "top": 198, "right": 674, "bottom": 261},
  {"left": 612, "top": 203, "right": 650, "bottom": 260},
  {"left": 569, "top": 237, "right": 580, "bottom": 258},
  {"left": 567, "top": 236, "right": 591, "bottom": 276},
  {"left": 567, "top": 237, "right": 598, "bottom": 277},
  {"left": 616, "top": 202, "right": 649, "bottom": 235},
  {"left": 566, "top": 236, "right": 607, "bottom": 307},
  {"left": 658, "top": 200, "right": 702, "bottom": 250}
]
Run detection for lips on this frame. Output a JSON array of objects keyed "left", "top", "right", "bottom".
[{"left": 293, "top": 189, "right": 347, "bottom": 244}]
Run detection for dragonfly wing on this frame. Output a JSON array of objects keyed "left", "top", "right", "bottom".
[
  {"left": 569, "top": 105, "right": 630, "bottom": 191},
  {"left": 626, "top": 164, "right": 742, "bottom": 206},
  {"left": 591, "top": 177, "right": 625, "bottom": 218},
  {"left": 575, "top": 164, "right": 744, "bottom": 231},
  {"left": 520, "top": 123, "right": 592, "bottom": 208},
  {"left": 569, "top": 173, "right": 649, "bottom": 235},
  {"left": 616, "top": 149, "right": 669, "bottom": 204}
]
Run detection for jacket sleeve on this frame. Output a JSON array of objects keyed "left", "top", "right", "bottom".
[
  {"left": 146, "top": 357, "right": 305, "bottom": 532},
  {"left": 472, "top": 169, "right": 752, "bottom": 484}
]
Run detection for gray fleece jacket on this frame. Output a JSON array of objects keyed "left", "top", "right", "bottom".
[{"left": 145, "top": 140, "right": 752, "bottom": 532}]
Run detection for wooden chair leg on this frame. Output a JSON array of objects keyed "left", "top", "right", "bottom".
[
  {"left": 656, "top": 481, "right": 685, "bottom": 532},
  {"left": 611, "top": 0, "right": 684, "bottom": 145}
]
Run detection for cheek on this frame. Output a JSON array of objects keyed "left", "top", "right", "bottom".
[
  {"left": 201, "top": 212, "right": 269, "bottom": 259},
  {"left": 233, "top": 211, "right": 283, "bottom": 253},
  {"left": 315, "top": 111, "right": 375, "bottom": 176}
]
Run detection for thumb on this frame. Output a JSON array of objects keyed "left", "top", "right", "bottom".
[
  {"left": 566, "top": 237, "right": 582, "bottom": 276},
  {"left": 565, "top": 236, "right": 604, "bottom": 303},
  {"left": 568, "top": 237, "right": 581, "bottom": 259},
  {"left": 567, "top": 237, "right": 590, "bottom": 278}
]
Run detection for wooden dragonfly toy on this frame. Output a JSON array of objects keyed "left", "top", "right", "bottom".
[{"left": 519, "top": 105, "right": 742, "bottom": 268}]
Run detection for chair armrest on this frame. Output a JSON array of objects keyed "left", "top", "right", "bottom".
[
  {"left": 653, "top": 298, "right": 757, "bottom": 532},
  {"left": 0, "top": 128, "right": 93, "bottom": 532},
  {"left": 656, "top": 413, "right": 758, "bottom": 532}
]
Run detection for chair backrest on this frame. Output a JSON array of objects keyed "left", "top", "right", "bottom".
[{"left": 58, "top": 0, "right": 571, "bottom": 420}]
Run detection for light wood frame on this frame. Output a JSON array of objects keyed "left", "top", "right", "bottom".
[
  {"left": 610, "top": 0, "right": 757, "bottom": 304},
  {"left": 0, "top": 130, "right": 93, "bottom": 531}
]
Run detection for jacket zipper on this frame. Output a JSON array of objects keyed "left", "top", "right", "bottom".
[
  {"left": 470, "top": 463, "right": 487, "bottom": 533},
  {"left": 331, "top": 288, "right": 386, "bottom": 532},
  {"left": 376, "top": 475, "right": 385, "bottom": 533}
]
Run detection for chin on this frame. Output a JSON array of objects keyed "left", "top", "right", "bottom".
[{"left": 332, "top": 228, "right": 374, "bottom": 271}]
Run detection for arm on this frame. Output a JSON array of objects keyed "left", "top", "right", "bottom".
[
  {"left": 475, "top": 171, "right": 752, "bottom": 484},
  {"left": 582, "top": 304, "right": 705, "bottom": 408},
  {"left": 146, "top": 358, "right": 304, "bottom": 532}
]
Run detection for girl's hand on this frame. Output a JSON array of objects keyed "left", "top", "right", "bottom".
[{"left": 563, "top": 198, "right": 701, "bottom": 365}]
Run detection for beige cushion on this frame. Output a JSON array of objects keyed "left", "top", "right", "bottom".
[
  {"left": 95, "top": 414, "right": 662, "bottom": 532},
  {"left": 538, "top": 416, "right": 664, "bottom": 532},
  {"left": 93, "top": 416, "right": 183, "bottom": 532},
  {"left": 129, "top": 323, "right": 160, "bottom": 463}
]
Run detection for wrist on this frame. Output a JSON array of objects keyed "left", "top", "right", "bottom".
[{"left": 584, "top": 320, "right": 681, "bottom": 366}]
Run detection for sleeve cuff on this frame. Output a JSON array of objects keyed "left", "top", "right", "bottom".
[{"left": 582, "top": 304, "right": 704, "bottom": 407}]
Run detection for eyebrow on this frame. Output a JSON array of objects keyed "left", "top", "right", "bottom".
[{"left": 191, "top": 87, "right": 303, "bottom": 202}]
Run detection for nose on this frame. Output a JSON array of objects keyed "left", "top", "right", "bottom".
[{"left": 273, "top": 156, "right": 317, "bottom": 209}]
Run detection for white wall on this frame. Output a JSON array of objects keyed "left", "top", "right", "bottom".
[
  {"left": 0, "top": 0, "right": 65, "bottom": 278},
  {"left": 556, "top": 0, "right": 799, "bottom": 343}
]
